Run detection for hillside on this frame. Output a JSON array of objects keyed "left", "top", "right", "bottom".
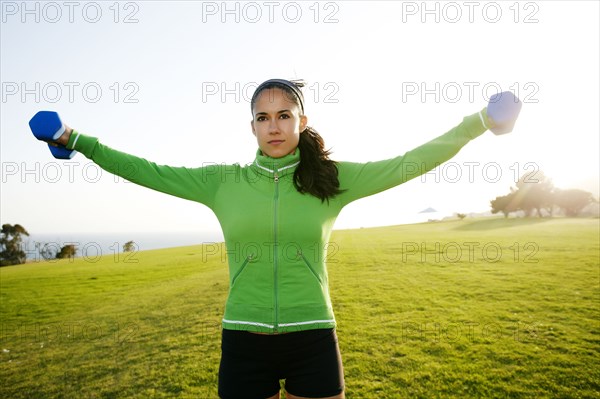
[{"left": 1, "top": 218, "right": 599, "bottom": 398}]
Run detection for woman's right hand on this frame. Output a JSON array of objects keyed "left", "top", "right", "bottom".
[{"left": 56, "top": 125, "right": 73, "bottom": 146}]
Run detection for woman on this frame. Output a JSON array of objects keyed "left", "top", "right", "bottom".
[{"left": 54, "top": 78, "right": 507, "bottom": 399}]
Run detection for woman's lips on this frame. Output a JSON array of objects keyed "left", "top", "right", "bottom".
[{"left": 268, "top": 140, "right": 285, "bottom": 145}]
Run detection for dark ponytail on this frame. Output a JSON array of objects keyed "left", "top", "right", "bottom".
[
  {"left": 294, "top": 126, "right": 345, "bottom": 203},
  {"left": 251, "top": 79, "right": 345, "bottom": 203}
]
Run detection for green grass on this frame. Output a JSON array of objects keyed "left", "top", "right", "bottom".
[{"left": 1, "top": 217, "right": 598, "bottom": 398}]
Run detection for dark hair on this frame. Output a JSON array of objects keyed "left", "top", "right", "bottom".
[
  {"left": 251, "top": 80, "right": 345, "bottom": 203},
  {"left": 295, "top": 125, "right": 345, "bottom": 203}
]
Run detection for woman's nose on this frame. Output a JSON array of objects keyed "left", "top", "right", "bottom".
[{"left": 268, "top": 119, "right": 279, "bottom": 134}]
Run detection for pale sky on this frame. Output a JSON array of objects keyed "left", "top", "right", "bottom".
[{"left": 1, "top": 1, "right": 599, "bottom": 238}]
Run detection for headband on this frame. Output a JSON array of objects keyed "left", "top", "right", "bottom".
[{"left": 251, "top": 78, "right": 305, "bottom": 114}]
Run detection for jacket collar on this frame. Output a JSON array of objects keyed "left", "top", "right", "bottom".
[{"left": 252, "top": 148, "right": 301, "bottom": 179}]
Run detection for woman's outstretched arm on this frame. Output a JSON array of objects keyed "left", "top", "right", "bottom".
[
  {"left": 336, "top": 108, "right": 496, "bottom": 206},
  {"left": 59, "top": 127, "right": 223, "bottom": 208}
]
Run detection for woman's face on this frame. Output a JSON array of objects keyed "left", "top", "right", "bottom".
[{"left": 251, "top": 87, "right": 307, "bottom": 159}]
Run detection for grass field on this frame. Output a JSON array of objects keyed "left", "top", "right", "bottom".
[{"left": 1, "top": 217, "right": 598, "bottom": 398}]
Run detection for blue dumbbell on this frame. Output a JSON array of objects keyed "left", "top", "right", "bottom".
[
  {"left": 29, "top": 111, "right": 77, "bottom": 159},
  {"left": 47, "top": 142, "right": 77, "bottom": 159},
  {"left": 487, "top": 91, "right": 522, "bottom": 135}
]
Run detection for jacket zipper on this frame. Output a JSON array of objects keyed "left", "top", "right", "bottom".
[{"left": 273, "top": 170, "right": 280, "bottom": 332}]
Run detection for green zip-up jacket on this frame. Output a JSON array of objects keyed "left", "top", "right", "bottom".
[{"left": 66, "top": 110, "right": 490, "bottom": 333}]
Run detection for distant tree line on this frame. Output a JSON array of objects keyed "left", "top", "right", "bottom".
[
  {"left": 37, "top": 242, "right": 77, "bottom": 260},
  {"left": 0, "top": 224, "right": 81, "bottom": 267},
  {"left": 1, "top": 224, "right": 137, "bottom": 267},
  {"left": 490, "top": 171, "right": 598, "bottom": 218}
]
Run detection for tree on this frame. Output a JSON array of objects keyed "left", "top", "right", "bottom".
[
  {"left": 0, "top": 224, "right": 30, "bottom": 266},
  {"left": 56, "top": 244, "right": 77, "bottom": 259},
  {"left": 456, "top": 213, "right": 467, "bottom": 220},
  {"left": 490, "top": 192, "right": 519, "bottom": 218},
  {"left": 491, "top": 171, "right": 554, "bottom": 218},
  {"left": 554, "top": 189, "right": 596, "bottom": 217},
  {"left": 123, "top": 241, "right": 136, "bottom": 252},
  {"left": 36, "top": 242, "right": 58, "bottom": 261},
  {"left": 513, "top": 171, "right": 554, "bottom": 217}
]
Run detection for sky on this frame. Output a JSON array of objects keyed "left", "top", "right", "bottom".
[{"left": 1, "top": 1, "right": 599, "bottom": 242}]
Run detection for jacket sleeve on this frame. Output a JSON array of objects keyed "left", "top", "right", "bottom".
[
  {"left": 336, "top": 109, "right": 490, "bottom": 206},
  {"left": 66, "top": 131, "right": 223, "bottom": 208}
]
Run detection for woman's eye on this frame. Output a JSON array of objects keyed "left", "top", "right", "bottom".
[
  {"left": 257, "top": 116, "right": 266, "bottom": 122},
  {"left": 279, "top": 114, "right": 290, "bottom": 119}
]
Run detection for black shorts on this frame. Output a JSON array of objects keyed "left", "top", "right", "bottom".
[{"left": 218, "top": 328, "right": 344, "bottom": 399}]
